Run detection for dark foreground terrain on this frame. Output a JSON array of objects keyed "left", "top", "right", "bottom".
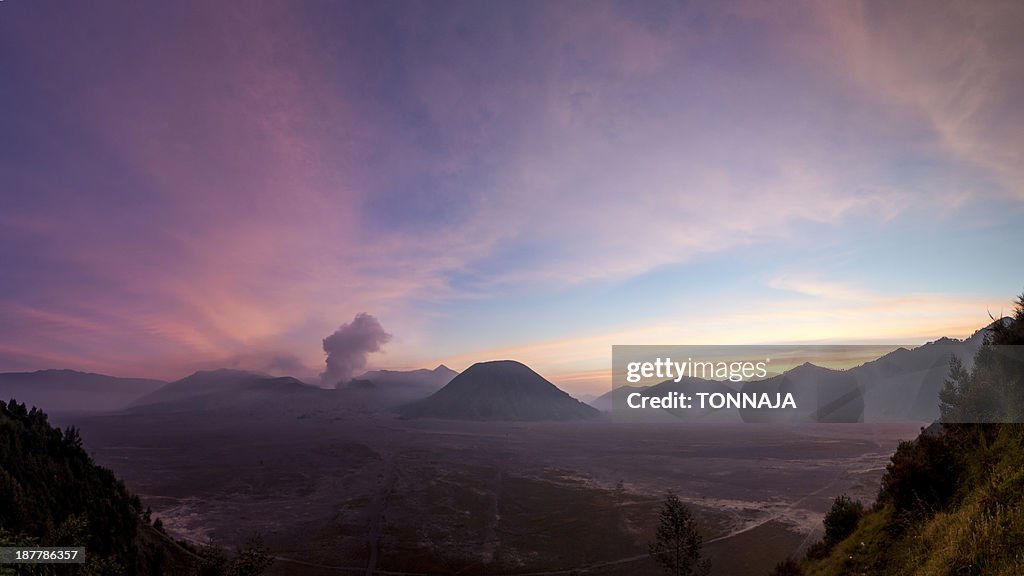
[{"left": 64, "top": 411, "right": 920, "bottom": 576}]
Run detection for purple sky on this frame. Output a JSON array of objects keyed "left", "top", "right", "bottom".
[{"left": 2, "top": 1, "right": 1022, "bottom": 393}]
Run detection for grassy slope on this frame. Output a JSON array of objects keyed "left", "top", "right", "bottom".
[
  {"left": 798, "top": 299, "right": 1024, "bottom": 576},
  {"left": 802, "top": 425, "right": 1024, "bottom": 576}
]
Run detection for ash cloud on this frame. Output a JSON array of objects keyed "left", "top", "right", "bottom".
[{"left": 321, "top": 313, "right": 392, "bottom": 387}]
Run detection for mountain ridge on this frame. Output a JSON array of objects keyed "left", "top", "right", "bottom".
[
  {"left": 592, "top": 318, "right": 1011, "bottom": 422},
  {"left": 0, "top": 369, "right": 167, "bottom": 413},
  {"left": 401, "top": 360, "right": 599, "bottom": 421}
]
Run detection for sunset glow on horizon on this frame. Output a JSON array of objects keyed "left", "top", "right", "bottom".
[{"left": 2, "top": 1, "right": 1022, "bottom": 395}]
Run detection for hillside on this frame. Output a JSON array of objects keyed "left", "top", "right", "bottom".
[
  {"left": 785, "top": 299, "right": 1024, "bottom": 576},
  {"left": 351, "top": 364, "right": 459, "bottom": 403},
  {"left": 797, "top": 426, "right": 1024, "bottom": 576},
  {"left": 0, "top": 370, "right": 166, "bottom": 413},
  {"left": 740, "top": 362, "right": 863, "bottom": 423},
  {"left": 128, "top": 369, "right": 324, "bottom": 414},
  {"left": 0, "top": 399, "right": 195, "bottom": 575},
  {"left": 590, "top": 385, "right": 647, "bottom": 411},
  {"left": 128, "top": 367, "right": 450, "bottom": 416},
  {"left": 600, "top": 320, "right": 1007, "bottom": 424},
  {"left": 400, "top": 360, "right": 599, "bottom": 421},
  {"left": 0, "top": 399, "right": 278, "bottom": 576},
  {"left": 358, "top": 364, "right": 457, "bottom": 391}
]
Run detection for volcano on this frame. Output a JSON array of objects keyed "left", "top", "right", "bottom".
[{"left": 400, "top": 360, "right": 598, "bottom": 421}]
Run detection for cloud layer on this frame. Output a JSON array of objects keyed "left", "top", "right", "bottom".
[{"left": 0, "top": 1, "right": 1020, "bottom": 383}]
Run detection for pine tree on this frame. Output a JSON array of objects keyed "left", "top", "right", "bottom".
[{"left": 648, "top": 491, "right": 710, "bottom": 576}]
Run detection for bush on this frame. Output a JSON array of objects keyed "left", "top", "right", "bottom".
[
  {"left": 823, "top": 495, "right": 864, "bottom": 548},
  {"left": 878, "top": 432, "right": 959, "bottom": 523},
  {"left": 769, "top": 557, "right": 803, "bottom": 575}
]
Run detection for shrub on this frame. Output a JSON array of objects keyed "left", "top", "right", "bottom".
[
  {"left": 823, "top": 495, "right": 864, "bottom": 548},
  {"left": 878, "top": 433, "right": 959, "bottom": 523},
  {"left": 769, "top": 557, "right": 803, "bottom": 575}
]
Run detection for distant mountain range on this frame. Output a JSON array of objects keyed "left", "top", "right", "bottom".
[
  {"left": 351, "top": 364, "right": 457, "bottom": 400},
  {"left": 0, "top": 365, "right": 460, "bottom": 418},
  {"left": 128, "top": 369, "right": 316, "bottom": 413},
  {"left": 126, "top": 366, "right": 464, "bottom": 417},
  {"left": 0, "top": 369, "right": 166, "bottom": 413},
  {"left": 0, "top": 319, "right": 1006, "bottom": 423},
  {"left": 400, "top": 360, "right": 599, "bottom": 421},
  {"left": 594, "top": 318, "right": 1009, "bottom": 423},
  {"left": 0, "top": 361, "right": 601, "bottom": 422}
]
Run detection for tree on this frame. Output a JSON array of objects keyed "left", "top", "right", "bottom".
[
  {"left": 940, "top": 293, "right": 1024, "bottom": 424},
  {"left": 989, "top": 293, "right": 1024, "bottom": 346},
  {"left": 822, "top": 494, "right": 863, "bottom": 548},
  {"left": 195, "top": 541, "right": 227, "bottom": 576},
  {"left": 648, "top": 491, "right": 710, "bottom": 576},
  {"left": 226, "top": 535, "right": 274, "bottom": 576}
]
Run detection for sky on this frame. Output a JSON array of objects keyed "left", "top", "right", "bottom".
[{"left": 1, "top": 0, "right": 1022, "bottom": 394}]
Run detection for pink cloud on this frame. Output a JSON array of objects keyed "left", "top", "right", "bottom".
[{"left": 800, "top": 1, "right": 1024, "bottom": 197}]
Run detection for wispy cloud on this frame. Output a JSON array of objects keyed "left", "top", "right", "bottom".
[
  {"left": 0, "top": 1, "right": 1019, "bottom": 379},
  {"left": 806, "top": 1, "right": 1024, "bottom": 197}
]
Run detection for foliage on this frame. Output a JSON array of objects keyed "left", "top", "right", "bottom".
[
  {"left": 769, "top": 557, "right": 803, "bottom": 576},
  {"left": 822, "top": 495, "right": 863, "bottom": 548},
  {"left": 0, "top": 399, "right": 271, "bottom": 575},
  {"left": 940, "top": 298, "right": 1024, "bottom": 424},
  {"left": 989, "top": 293, "right": 1024, "bottom": 345},
  {"left": 877, "top": 433, "right": 960, "bottom": 524},
  {"left": 0, "top": 399, "right": 141, "bottom": 570},
  {"left": 796, "top": 292, "right": 1024, "bottom": 576},
  {"left": 191, "top": 536, "right": 274, "bottom": 576},
  {"left": 940, "top": 348, "right": 1024, "bottom": 424},
  {"left": 194, "top": 541, "right": 229, "bottom": 576},
  {"left": 648, "top": 491, "right": 710, "bottom": 576},
  {"left": 226, "top": 535, "right": 274, "bottom": 576}
]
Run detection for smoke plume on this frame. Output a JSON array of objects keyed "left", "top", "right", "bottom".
[{"left": 321, "top": 313, "right": 392, "bottom": 387}]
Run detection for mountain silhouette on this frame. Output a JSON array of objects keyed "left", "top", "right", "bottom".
[
  {"left": 353, "top": 364, "right": 458, "bottom": 401},
  {"left": 400, "top": 360, "right": 599, "bottom": 421},
  {"left": 128, "top": 369, "right": 317, "bottom": 413},
  {"left": 0, "top": 369, "right": 166, "bottom": 413},
  {"left": 595, "top": 318, "right": 1010, "bottom": 423}
]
